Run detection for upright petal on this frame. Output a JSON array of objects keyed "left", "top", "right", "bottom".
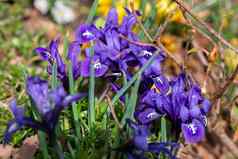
[
  {"left": 135, "top": 107, "right": 160, "bottom": 125},
  {"left": 67, "top": 41, "right": 81, "bottom": 79},
  {"left": 26, "top": 76, "right": 51, "bottom": 115},
  {"left": 49, "top": 39, "right": 65, "bottom": 76},
  {"left": 105, "top": 8, "right": 118, "bottom": 29},
  {"left": 188, "top": 85, "right": 202, "bottom": 108}
]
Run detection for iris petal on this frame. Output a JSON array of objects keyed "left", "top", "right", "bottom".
[{"left": 182, "top": 119, "right": 205, "bottom": 144}]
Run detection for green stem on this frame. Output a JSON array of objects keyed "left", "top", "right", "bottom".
[
  {"left": 88, "top": 43, "right": 95, "bottom": 129},
  {"left": 121, "top": 75, "right": 141, "bottom": 126},
  {"left": 38, "top": 131, "right": 49, "bottom": 159},
  {"left": 68, "top": 62, "right": 81, "bottom": 137},
  {"left": 86, "top": 0, "right": 99, "bottom": 23}
]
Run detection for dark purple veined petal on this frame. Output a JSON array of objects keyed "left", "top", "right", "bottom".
[
  {"left": 181, "top": 119, "right": 205, "bottom": 144},
  {"left": 34, "top": 47, "right": 50, "bottom": 61},
  {"left": 135, "top": 107, "right": 160, "bottom": 125},
  {"left": 49, "top": 39, "right": 66, "bottom": 75},
  {"left": 154, "top": 75, "right": 170, "bottom": 95},
  {"left": 26, "top": 76, "right": 51, "bottom": 115}
]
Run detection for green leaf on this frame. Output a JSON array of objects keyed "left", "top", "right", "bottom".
[
  {"left": 86, "top": 0, "right": 99, "bottom": 23},
  {"left": 88, "top": 42, "right": 95, "bottom": 129}
]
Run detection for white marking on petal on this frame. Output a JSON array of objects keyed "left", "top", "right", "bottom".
[
  {"left": 142, "top": 50, "right": 153, "bottom": 57},
  {"left": 94, "top": 61, "right": 102, "bottom": 69},
  {"left": 188, "top": 123, "right": 197, "bottom": 135},
  {"left": 146, "top": 112, "right": 158, "bottom": 119},
  {"left": 83, "top": 30, "right": 94, "bottom": 38}
]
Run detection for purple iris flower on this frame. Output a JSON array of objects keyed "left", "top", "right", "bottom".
[
  {"left": 35, "top": 39, "right": 81, "bottom": 90},
  {"left": 3, "top": 76, "right": 86, "bottom": 143},
  {"left": 119, "top": 119, "right": 178, "bottom": 159},
  {"left": 135, "top": 73, "right": 211, "bottom": 144}
]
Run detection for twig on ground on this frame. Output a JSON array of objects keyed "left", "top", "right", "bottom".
[
  {"left": 172, "top": 0, "right": 238, "bottom": 54},
  {"left": 212, "top": 65, "right": 238, "bottom": 103},
  {"left": 106, "top": 95, "right": 123, "bottom": 129}
]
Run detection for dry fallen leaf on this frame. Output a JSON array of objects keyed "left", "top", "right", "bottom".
[
  {"left": 13, "top": 135, "right": 39, "bottom": 159},
  {"left": 0, "top": 144, "right": 13, "bottom": 159}
]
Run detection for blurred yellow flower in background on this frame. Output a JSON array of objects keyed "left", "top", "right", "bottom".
[
  {"left": 156, "top": 0, "right": 184, "bottom": 23},
  {"left": 97, "top": 0, "right": 140, "bottom": 23},
  {"left": 97, "top": 0, "right": 184, "bottom": 25}
]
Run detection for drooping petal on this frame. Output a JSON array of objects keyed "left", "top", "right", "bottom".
[
  {"left": 135, "top": 107, "right": 160, "bottom": 125},
  {"left": 182, "top": 119, "right": 205, "bottom": 144},
  {"left": 3, "top": 120, "right": 22, "bottom": 144},
  {"left": 154, "top": 75, "right": 170, "bottom": 94},
  {"left": 26, "top": 76, "right": 51, "bottom": 115},
  {"left": 9, "top": 100, "right": 24, "bottom": 121},
  {"left": 34, "top": 47, "right": 50, "bottom": 61},
  {"left": 75, "top": 24, "right": 99, "bottom": 43},
  {"left": 61, "top": 93, "right": 87, "bottom": 107},
  {"left": 201, "top": 98, "right": 211, "bottom": 115}
]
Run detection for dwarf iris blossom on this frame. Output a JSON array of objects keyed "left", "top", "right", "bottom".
[
  {"left": 3, "top": 76, "right": 85, "bottom": 143},
  {"left": 35, "top": 39, "right": 81, "bottom": 91},
  {"left": 135, "top": 73, "right": 211, "bottom": 144},
  {"left": 74, "top": 8, "right": 165, "bottom": 79},
  {"left": 118, "top": 119, "right": 178, "bottom": 159}
]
